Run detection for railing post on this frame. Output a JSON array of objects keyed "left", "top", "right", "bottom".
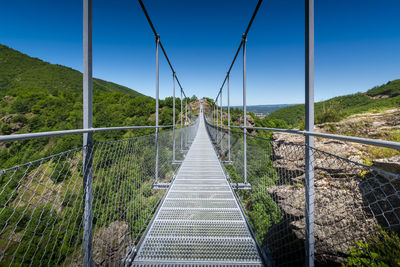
[
  {"left": 213, "top": 103, "right": 215, "bottom": 124},
  {"left": 180, "top": 89, "right": 183, "bottom": 152},
  {"left": 227, "top": 73, "right": 231, "bottom": 162},
  {"left": 242, "top": 35, "right": 247, "bottom": 184},
  {"left": 216, "top": 96, "right": 219, "bottom": 143},
  {"left": 211, "top": 103, "right": 213, "bottom": 122},
  {"left": 82, "top": 0, "right": 93, "bottom": 265},
  {"left": 155, "top": 34, "right": 160, "bottom": 184},
  {"left": 215, "top": 98, "right": 217, "bottom": 136},
  {"left": 185, "top": 97, "right": 188, "bottom": 147},
  {"left": 305, "top": 0, "right": 315, "bottom": 266},
  {"left": 220, "top": 89, "right": 223, "bottom": 153},
  {"left": 172, "top": 72, "right": 176, "bottom": 162},
  {"left": 213, "top": 101, "right": 217, "bottom": 126}
]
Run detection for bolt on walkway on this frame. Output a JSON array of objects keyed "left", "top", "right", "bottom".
[{"left": 132, "top": 112, "right": 263, "bottom": 266}]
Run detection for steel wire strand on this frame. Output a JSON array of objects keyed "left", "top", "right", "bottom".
[
  {"left": 1, "top": 157, "right": 54, "bottom": 264},
  {"left": 63, "top": 135, "right": 157, "bottom": 266},
  {"left": 90, "top": 135, "right": 161, "bottom": 264},
  {"left": 40, "top": 149, "right": 85, "bottom": 266},
  {"left": 91, "top": 140, "right": 131, "bottom": 265},
  {"left": 24, "top": 150, "right": 82, "bottom": 266},
  {"left": 0, "top": 124, "right": 202, "bottom": 266},
  {"left": 307, "top": 147, "right": 399, "bottom": 264},
  {"left": 88, "top": 142, "right": 121, "bottom": 235},
  {"left": 59, "top": 142, "right": 109, "bottom": 266},
  {"left": 107, "top": 139, "right": 141, "bottom": 264},
  {"left": 0, "top": 148, "right": 86, "bottom": 266},
  {"left": 0, "top": 128, "right": 186, "bottom": 266},
  {"left": 57, "top": 143, "right": 108, "bottom": 266},
  {"left": 205, "top": 120, "right": 400, "bottom": 266}
]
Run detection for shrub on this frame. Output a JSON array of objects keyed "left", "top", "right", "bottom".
[
  {"left": 27, "top": 116, "right": 43, "bottom": 131},
  {"left": 316, "top": 101, "right": 342, "bottom": 124},
  {"left": 62, "top": 190, "right": 79, "bottom": 207},
  {"left": 50, "top": 160, "right": 71, "bottom": 183},
  {"left": 1, "top": 124, "right": 12, "bottom": 135},
  {"left": 11, "top": 97, "right": 30, "bottom": 113},
  {"left": 344, "top": 227, "right": 400, "bottom": 266},
  {"left": 11, "top": 114, "right": 27, "bottom": 124}
]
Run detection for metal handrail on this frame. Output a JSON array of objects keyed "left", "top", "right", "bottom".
[
  {"left": 206, "top": 109, "right": 400, "bottom": 150},
  {"left": 0, "top": 125, "right": 174, "bottom": 142},
  {"left": 215, "top": 0, "right": 263, "bottom": 101},
  {"left": 229, "top": 125, "right": 400, "bottom": 150},
  {"left": 207, "top": 118, "right": 400, "bottom": 156}
]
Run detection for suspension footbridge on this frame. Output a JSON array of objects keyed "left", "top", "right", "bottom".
[
  {"left": 1, "top": 0, "right": 400, "bottom": 266},
  {"left": 131, "top": 108, "right": 264, "bottom": 266}
]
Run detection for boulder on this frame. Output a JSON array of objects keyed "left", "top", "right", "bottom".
[
  {"left": 267, "top": 108, "right": 400, "bottom": 264},
  {"left": 3, "top": 95, "right": 12, "bottom": 101},
  {"left": 266, "top": 175, "right": 378, "bottom": 264},
  {"left": 1, "top": 115, "right": 12, "bottom": 123},
  {"left": 372, "top": 156, "right": 400, "bottom": 175},
  {"left": 11, "top": 123, "right": 23, "bottom": 132}
]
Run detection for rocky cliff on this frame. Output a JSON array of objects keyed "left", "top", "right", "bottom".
[{"left": 266, "top": 109, "right": 400, "bottom": 265}]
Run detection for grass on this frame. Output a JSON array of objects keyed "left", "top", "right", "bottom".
[{"left": 267, "top": 79, "right": 400, "bottom": 127}]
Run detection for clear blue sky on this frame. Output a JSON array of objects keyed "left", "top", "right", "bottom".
[{"left": 1, "top": 0, "right": 400, "bottom": 105}]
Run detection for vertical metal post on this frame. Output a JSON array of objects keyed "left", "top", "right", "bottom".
[
  {"left": 214, "top": 103, "right": 218, "bottom": 143},
  {"left": 185, "top": 97, "right": 188, "bottom": 147},
  {"left": 172, "top": 72, "right": 176, "bottom": 162},
  {"left": 220, "top": 90, "right": 223, "bottom": 152},
  {"left": 155, "top": 35, "right": 160, "bottom": 184},
  {"left": 216, "top": 96, "right": 219, "bottom": 142},
  {"left": 180, "top": 89, "right": 183, "bottom": 152},
  {"left": 82, "top": 0, "right": 93, "bottom": 266},
  {"left": 215, "top": 102, "right": 217, "bottom": 125},
  {"left": 213, "top": 103, "right": 215, "bottom": 123},
  {"left": 242, "top": 35, "right": 247, "bottom": 184},
  {"left": 214, "top": 103, "right": 215, "bottom": 123},
  {"left": 305, "top": 0, "right": 315, "bottom": 266},
  {"left": 185, "top": 98, "right": 188, "bottom": 125},
  {"left": 227, "top": 73, "right": 231, "bottom": 162}
]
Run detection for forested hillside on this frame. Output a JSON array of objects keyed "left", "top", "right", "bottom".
[
  {"left": 229, "top": 104, "right": 293, "bottom": 115},
  {"left": 267, "top": 79, "right": 400, "bottom": 127},
  {"left": 0, "top": 44, "right": 143, "bottom": 97},
  {"left": 0, "top": 44, "right": 183, "bottom": 169}
]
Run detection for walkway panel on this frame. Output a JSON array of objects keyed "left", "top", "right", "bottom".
[{"left": 132, "top": 111, "right": 263, "bottom": 266}]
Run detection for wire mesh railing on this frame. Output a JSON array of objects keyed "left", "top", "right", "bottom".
[
  {"left": 205, "top": 118, "right": 400, "bottom": 266},
  {"left": 0, "top": 121, "right": 199, "bottom": 266}
]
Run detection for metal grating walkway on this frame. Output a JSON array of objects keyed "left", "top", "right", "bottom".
[{"left": 132, "top": 110, "right": 263, "bottom": 266}]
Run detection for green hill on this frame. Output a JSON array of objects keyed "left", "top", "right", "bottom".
[
  {"left": 0, "top": 44, "right": 142, "bottom": 97},
  {"left": 0, "top": 44, "right": 193, "bottom": 266},
  {"left": 267, "top": 79, "right": 400, "bottom": 127},
  {"left": 0, "top": 44, "right": 183, "bottom": 169}
]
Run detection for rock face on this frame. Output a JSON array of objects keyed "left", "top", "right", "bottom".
[
  {"left": 317, "top": 108, "right": 400, "bottom": 140},
  {"left": 268, "top": 122, "right": 400, "bottom": 265},
  {"left": 372, "top": 155, "right": 400, "bottom": 174},
  {"left": 266, "top": 172, "right": 379, "bottom": 265},
  {"left": 3, "top": 95, "right": 12, "bottom": 101},
  {"left": 1, "top": 114, "right": 12, "bottom": 123},
  {"left": 65, "top": 221, "right": 132, "bottom": 266},
  {"left": 272, "top": 132, "right": 365, "bottom": 165},
  {"left": 92, "top": 221, "right": 132, "bottom": 266}
]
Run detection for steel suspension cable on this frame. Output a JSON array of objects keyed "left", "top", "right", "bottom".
[
  {"left": 215, "top": 0, "right": 263, "bottom": 101},
  {"left": 138, "top": 0, "right": 189, "bottom": 98}
]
